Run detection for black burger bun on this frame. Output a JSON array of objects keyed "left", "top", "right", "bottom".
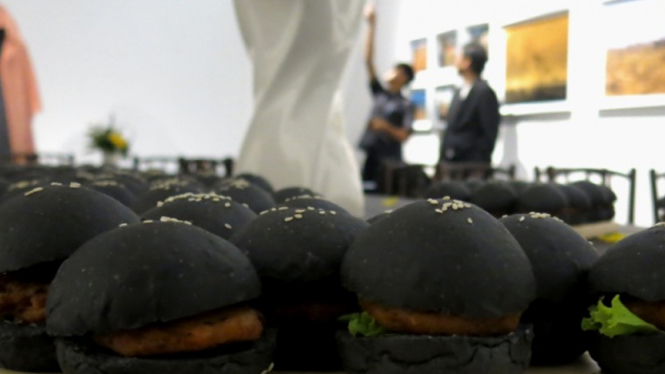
[
  {"left": 86, "top": 179, "right": 136, "bottom": 207},
  {"left": 47, "top": 222, "right": 261, "bottom": 336},
  {"left": 470, "top": 182, "right": 518, "bottom": 217},
  {"left": 0, "top": 184, "right": 140, "bottom": 273},
  {"left": 231, "top": 207, "right": 368, "bottom": 283},
  {"left": 273, "top": 187, "right": 319, "bottom": 204},
  {"left": 216, "top": 179, "right": 276, "bottom": 214},
  {"left": 516, "top": 184, "right": 568, "bottom": 217},
  {"left": 337, "top": 325, "right": 534, "bottom": 374},
  {"left": 501, "top": 213, "right": 599, "bottom": 365},
  {"left": 342, "top": 199, "right": 536, "bottom": 318},
  {"left": 0, "top": 323, "right": 59, "bottom": 372},
  {"left": 55, "top": 330, "right": 277, "bottom": 374},
  {"left": 588, "top": 332, "right": 665, "bottom": 374},
  {"left": 142, "top": 193, "right": 257, "bottom": 240},
  {"left": 589, "top": 225, "right": 665, "bottom": 301},
  {"left": 235, "top": 173, "right": 275, "bottom": 194},
  {"left": 423, "top": 181, "right": 471, "bottom": 201},
  {"left": 277, "top": 197, "right": 349, "bottom": 216}
]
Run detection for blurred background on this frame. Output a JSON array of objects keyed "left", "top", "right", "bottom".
[{"left": 1, "top": 0, "right": 665, "bottom": 226}]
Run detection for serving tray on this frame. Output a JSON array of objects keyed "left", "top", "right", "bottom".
[{"left": 0, "top": 353, "right": 601, "bottom": 374}]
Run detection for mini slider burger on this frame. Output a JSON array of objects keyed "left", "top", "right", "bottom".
[
  {"left": 234, "top": 173, "right": 275, "bottom": 195},
  {"left": 501, "top": 213, "right": 599, "bottom": 365},
  {"left": 131, "top": 179, "right": 203, "bottom": 214},
  {"left": 339, "top": 198, "right": 536, "bottom": 374},
  {"left": 217, "top": 179, "right": 276, "bottom": 214},
  {"left": 142, "top": 192, "right": 257, "bottom": 240},
  {"left": 277, "top": 195, "right": 349, "bottom": 215},
  {"left": 231, "top": 207, "right": 368, "bottom": 371},
  {"left": 0, "top": 183, "right": 140, "bottom": 372},
  {"left": 272, "top": 187, "right": 319, "bottom": 204},
  {"left": 470, "top": 181, "right": 518, "bottom": 218},
  {"left": 583, "top": 224, "right": 665, "bottom": 374},
  {"left": 47, "top": 219, "right": 275, "bottom": 374},
  {"left": 423, "top": 181, "right": 471, "bottom": 201},
  {"left": 515, "top": 184, "right": 569, "bottom": 220}
]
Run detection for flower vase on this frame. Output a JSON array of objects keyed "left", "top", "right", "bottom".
[{"left": 102, "top": 151, "right": 121, "bottom": 167}]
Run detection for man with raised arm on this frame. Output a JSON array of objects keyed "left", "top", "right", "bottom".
[{"left": 359, "top": 3, "right": 415, "bottom": 188}]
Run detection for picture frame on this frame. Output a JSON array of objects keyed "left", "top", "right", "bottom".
[
  {"left": 410, "top": 38, "right": 428, "bottom": 73},
  {"left": 600, "top": 0, "right": 665, "bottom": 110},
  {"left": 436, "top": 31, "right": 457, "bottom": 68}
]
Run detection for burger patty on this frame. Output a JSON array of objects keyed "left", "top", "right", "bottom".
[
  {"left": 625, "top": 299, "right": 665, "bottom": 330},
  {"left": 94, "top": 307, "right": 264, "bottom": 357},
  {"left": 360, "top": 299, "right": 521, "bottom": 336},
  {"left": 0, "top": 274, "right": 48, "bottom": 324}
]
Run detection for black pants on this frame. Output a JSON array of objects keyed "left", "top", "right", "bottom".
[{"left": 362, "top": 153, "right": 382, "bottom": 183}]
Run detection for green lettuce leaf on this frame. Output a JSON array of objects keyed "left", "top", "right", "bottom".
[
  {"left": 581, "top": 295, "right": 660, "bottom": 338},
  {"left": 338, "top": 312, "right": 387, "bottom": 337}
]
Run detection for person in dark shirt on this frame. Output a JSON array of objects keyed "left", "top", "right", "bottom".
[
  {"left": 440, "top": 43, "right": 500, "bottom": 164},
  {"left": 359, "top": 2, "right": 415, "bottom": 186}
]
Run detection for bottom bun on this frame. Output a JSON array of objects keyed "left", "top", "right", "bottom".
[
  {"left": 56, "top": 329, "right": 276, "bottom": 374},
  {"left": 0, "top": 322, "right": 60, "bottom": 372},
  {"left": 337, "top": 324, "right": 533, "bottom": 374},
  {"left": 588, "top": 332, "right": 665, "bottom": 374}
]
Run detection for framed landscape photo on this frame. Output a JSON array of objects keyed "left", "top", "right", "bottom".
[
  {"left": 410, "top": 89, "right": 431, "bottom": 132},
  {"left": 436, "top": 31, "right": 457, "bottom": 68},
  {"left": 602, "top": 0, "right": 665, "bottom": 109},
  {"left": 411, "top": 38, "right": 428, "bottom": 73},
  {"left": 467, "top": 24, "right": 489, "bottom": 55},
  {"left": 434, "top": 85, "right": 456, "bottom": 122},
  {"left": 504, "top": 12, "right": 569, "bottom": 104}
]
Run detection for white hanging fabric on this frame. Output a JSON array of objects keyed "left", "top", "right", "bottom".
[{"left": 233, "top": 0, "right": 365, "bottom": 217}]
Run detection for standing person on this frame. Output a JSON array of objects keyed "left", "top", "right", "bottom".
[
  {"left": 0, "top": 5, "right": 41, "bottom": 158},
  {"left": 440, "top": 42, "right": 500, "bottom": 165},
  {"left": 359, "top": 2, "right": 414, "bottom": 189},
  {"left": 233, "top": 0, "right": 365, "bottom": 217}
]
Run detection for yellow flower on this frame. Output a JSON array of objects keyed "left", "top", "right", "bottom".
[{"left": 108, "top": 132, "right": 128, "bottom": 150}]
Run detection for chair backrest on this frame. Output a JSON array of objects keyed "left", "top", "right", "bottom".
[
  {"left": 436, "top": 162, "right": 516, "bottom": 182},
  {"left": 535, "top": 167, "right": 637, "bottom": 224},
  {"left": 650, "top": 169, "right": 665, "bottom": 223},
  {"left": 132, "top": 156, "right": 180, "bottom": 173}
]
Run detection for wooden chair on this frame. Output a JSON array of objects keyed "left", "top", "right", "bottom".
[
  {"left": 381, "top": 163, "right": 430, "bottom": 197},
  {"left": 650, "top": 169, "right": 665, "bottom": 223},
  {"left": 435, "top": 162, "right": 516, "bottom": 182},
  {"left": 535, "top": 167, "right": 637, "bottom": 224},
  {"left": 178, "top": 157, "right": 234, "bottom": 177},
  {"left": 132, "top": 156, "right": 180, "bottom": 173}
]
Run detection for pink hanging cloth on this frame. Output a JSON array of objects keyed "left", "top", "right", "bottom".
[{"left": 0, "top": 4, "right": 41, "bottom": 154}]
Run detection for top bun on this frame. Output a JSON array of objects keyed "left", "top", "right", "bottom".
[
  {"left": 47, "top": 221, "right": 260, "bottom": 336},
  {"left": 501, "top": 214, "right": 598, "bottom": 302},
  {"left": 342, "top": 199, "right": 535, "bottom": 318},
  {"left": 0, "top": 184, "right": 140, "bottom": 273},
  {"left": 589, "top": 225, "right": 665, "bottom": 301},
  {"left": 231, "top": 207, "right": 368, "bottom": 283}
]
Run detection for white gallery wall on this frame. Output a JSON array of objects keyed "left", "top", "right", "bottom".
[
  {"left": 3, "top": 0, "right": 665, "bottom": 226},
  {"left": 2, "top": 0, "right": 253, "bottom": 162},
  {"left": 387, "top": 0, "right": 665, "bottom": 227}
]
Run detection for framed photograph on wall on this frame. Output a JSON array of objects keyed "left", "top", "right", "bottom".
[
  {"left": 601, "top": 0, "right": 665, "bottom": 109},
  {"left": 504, "top": 12, "right": 569, "bottom": 104},
  {"left": 466, "top": 24, "right": 489, "bottom": 55},
  {"left": 436, "top": 31, "right": 457, "bottom": 68},
  {"left": 411, "top": 38, "right": 428, "bottom": 73},
  {"left": 434, "top": 85, "right": 456, "bottom": 122},
  {"left": 410, "top": 89, "right": 431, "bottom": 132}
]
